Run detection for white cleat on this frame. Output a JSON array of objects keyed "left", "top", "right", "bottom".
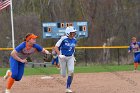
[
  {"left": 5, "top": 89, "right": 10, "bottom": 93},
  {"left": 65, "top": 88, "right": 72, "bottom": 93},
  {"left": 57, "top": 67, "right": 60, "bottom": 70},
  {"left": 3, "top": 70, "right": 11, "bottom": 80}
]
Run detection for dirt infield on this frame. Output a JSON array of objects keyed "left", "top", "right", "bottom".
[{"left": 1, "top": 71, "right": 140, "bottom": 93}]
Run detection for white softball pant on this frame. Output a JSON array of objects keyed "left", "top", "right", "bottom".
[{"left": 59, "top": 56, "right": 74, "bottom": 77}]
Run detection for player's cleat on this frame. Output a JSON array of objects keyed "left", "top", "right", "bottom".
[
  {"left": 5, "top": 89, "right": 10, "bottom": 93},
  {"left": 3, "top": 70, "right": 11, "bottom": 80},
  {"left": 57, "top": 67, "right": 60, "bottom": 70},
  {"left": 65, "top": 88, "right": 72, "bottom": 93}
]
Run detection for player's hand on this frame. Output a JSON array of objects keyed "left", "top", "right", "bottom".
[
  {"left": 128, "top": 50, "right": 131, "bottom": 53},
  {"left": 45, "top": 50, "right": 51, "bottom": 54},
  {"left": 20, "top": 59, "right": 27, "bottom": 63},
  {"left": 58, "top": 55, "right": 66, "bottom": 59}
]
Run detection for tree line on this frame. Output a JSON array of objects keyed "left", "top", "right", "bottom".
[{"left": 0, "top": 0, "right": 139, "bottom": 66}]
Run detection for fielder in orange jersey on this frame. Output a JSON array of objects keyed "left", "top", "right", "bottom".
[
  {"left": 128, "top": 37, "right": 140, "bottom": 72},
  {"left": 3, "top": 33, "right": 50, "bottom": 93}
]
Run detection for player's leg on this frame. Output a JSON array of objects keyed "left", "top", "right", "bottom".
[
  {"left": 66, "top": 56, "right": 74, "bottom": 92},
  {"left": 134, "top": 54, "right": 139, "bottom": 71},
  {"left": 14, "top": 62, "right": 25, "bottom": 81},
  {"left": 54, "top": 58, "right": 57, "bottom": 67},
  {"left": 3, "top": 69, "right": 11, "bottom": 80},
  {"left": 135, "top": 53, "right": 140, "bottom": 71},
  {"left": 134, "top": 62, "right": 138, "bottom": 70},
  {"left": 55, "top": 57, "right": 60, "bottom": 68},
  {"left": 5, "top": 57, "right": 18, "bottom": 93},
  {"left": 133, "top": 53, "right": 138, "bottom": 71},
  {"left": 59, "top": 57, "right": 67, "bottom": 77},
  {"left": 51, "top": 59, "right": 55, "bottom": 65}
]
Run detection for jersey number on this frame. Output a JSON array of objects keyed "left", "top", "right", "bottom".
[{"left": 69, "top": 47, "right": 72, "bottom": 51}]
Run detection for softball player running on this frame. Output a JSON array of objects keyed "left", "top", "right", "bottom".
[
  {"left": 3, "top": 33, "right": 50, "bottom": 93},
  {"left": 54, "top": 26, "right": 77, "bottom": 93},
  {"left": 128, "top": 37, "right": 140, "bottom": 72}
]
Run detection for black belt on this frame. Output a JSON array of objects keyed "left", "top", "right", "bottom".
[{"left": 64, "top": 55, "right": 72, "bottom": 57}]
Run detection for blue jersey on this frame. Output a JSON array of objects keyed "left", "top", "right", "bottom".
[
  {"left": 14, "top": 42, "right": 43, "bottom": 59},
  {"left": 55, "top": 36, "right": 77, "bottom": 56},
  {"left": 128, "top": 42, "right": 140, "bottom": 53}
]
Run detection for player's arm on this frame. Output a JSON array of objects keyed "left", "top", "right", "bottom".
[
  {"left": 128, "top": 45, "right": 132, "bottom": 53},
  {"left": 54, "top": 46, "right": 60, "bottom": 55},
  {"left": 54, "top": 39, "right": 61, "bottom": 55},
  {"left": 54, "top": 37, "right": 66, "bottom": 58},
  {"left": 33, "top": 44, "right": 50, "bottom": 54},
  {"left": 11, "top": 50, "right": 27, "bottom": 63},
  {"left": 54, "top": 46, "right": 65, "bottom": 59},
  {"left": 42, "top": 48, "right": 51, "bottom": 54},
  {"left": 54, "top": 37, "right": 64, "bottom": 55},
  {"left": 11, "top": 42, "right": 27, "bottom": 63}
]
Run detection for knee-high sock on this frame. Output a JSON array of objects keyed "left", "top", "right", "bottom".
[
  {"left": 6, "top": 77, "right": 15, "bottom": 89},
  {"left": 67, "top": 76, "right": 73, "bottom": 88},
  {"left": 134, "top": 63, "right": 138, "bottom": 70}
]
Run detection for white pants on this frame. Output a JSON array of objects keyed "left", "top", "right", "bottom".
[{"left": 59, "top": 56, "right": 74, "bottom": 77}]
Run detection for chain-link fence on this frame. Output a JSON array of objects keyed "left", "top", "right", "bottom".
[
  {"left": 75, "top": 47, "right": 133, "bottom": 66},
  {"left": 0, "top": 47, "right": 133, "bottom": 68}
]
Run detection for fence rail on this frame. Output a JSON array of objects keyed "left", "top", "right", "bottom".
[
  {"left": 0, "top": 46, "right": 129, "bottom": 50},
  {"left": 0, "top": 46, "right": 131, "bottom": 67}
]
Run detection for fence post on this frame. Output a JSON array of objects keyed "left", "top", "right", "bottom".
[
  {"left": 117, "top": 48, "right": 120, "bottom": 65},
  {"left": 85, "top": 48, "right": 88, "bottom": 66}
]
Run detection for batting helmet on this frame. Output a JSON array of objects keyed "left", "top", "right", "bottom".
[{"left": 65, "top": 26, "right": 77, "bottom": 36}]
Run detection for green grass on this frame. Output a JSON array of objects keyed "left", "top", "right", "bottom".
[
  {"left": 0, "top": 65, "right": 135, "bottom": 76},
  {"left": 75, "top": 65, "right": 134, "bottom": 73}
]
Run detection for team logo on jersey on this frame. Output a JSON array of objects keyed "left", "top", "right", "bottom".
[
  {"left": 64, "top": 39, "right": 69, "bottom": 43},
  {"left": 65, "top": 43, "right": 76, "bottom": 47},
  {"left": 65, "top": 43, "right": 70, "bottom": 46}
]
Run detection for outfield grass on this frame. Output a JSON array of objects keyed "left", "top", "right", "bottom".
[{"left": 0, "top": 65, "right": 135, "bottom": 76}]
